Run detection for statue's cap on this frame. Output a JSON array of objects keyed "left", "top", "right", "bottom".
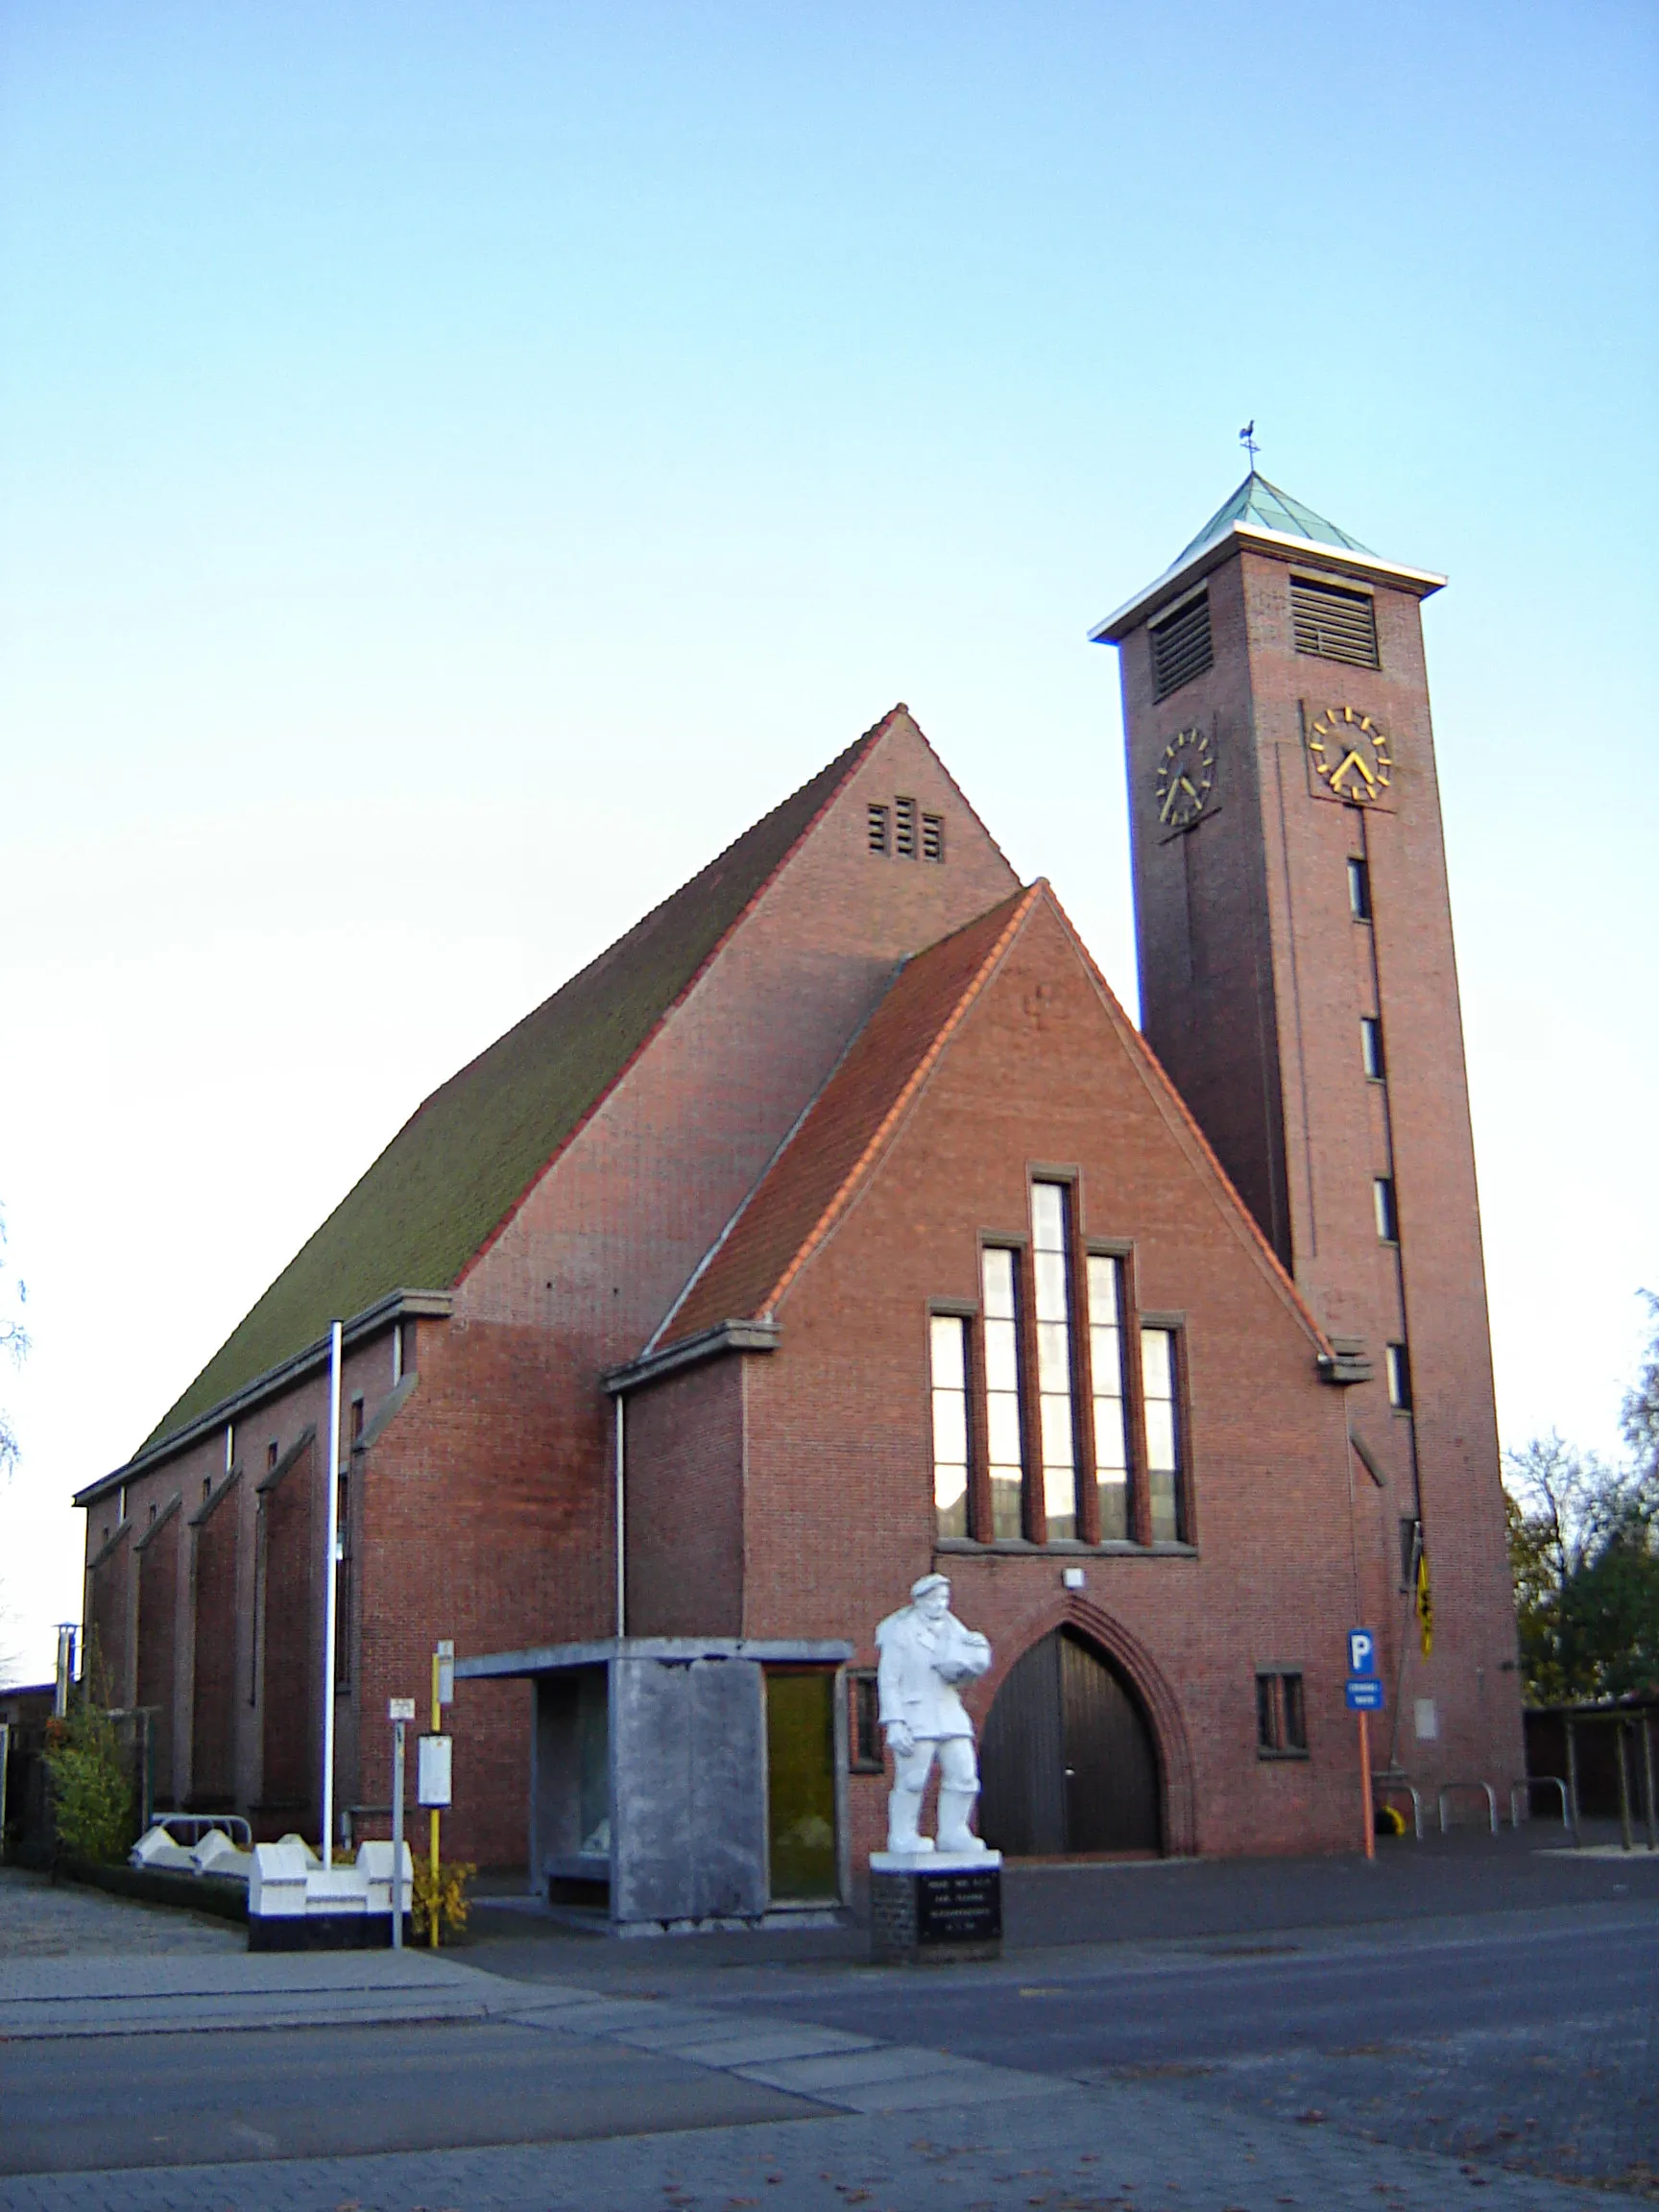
[{"left": 909, "top": 1572, "right": 950, "bottom": 1601}]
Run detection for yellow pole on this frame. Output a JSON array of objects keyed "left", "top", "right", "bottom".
[{"left": 429, "top": 1647, "right": 442, "bottom": 1946}]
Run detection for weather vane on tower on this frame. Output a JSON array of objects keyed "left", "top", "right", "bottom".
[{"left": 1238, "top": 420, "right": 1260, "bottom": 470}]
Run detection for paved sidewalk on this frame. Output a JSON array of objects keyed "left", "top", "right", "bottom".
[
  {"left": 0, "top": 1947, "right": 508, "bottom": 2038},
  {"left": 0, "top": 2078, "right": 1641, "bottom": 2210},
  {"left": 0, "top": 1864, "right": 239, "bottom": 1960}
]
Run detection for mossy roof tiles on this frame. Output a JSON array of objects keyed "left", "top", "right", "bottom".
[{"left": 141, "top": 725, "right": 883, "bottom": 1453}]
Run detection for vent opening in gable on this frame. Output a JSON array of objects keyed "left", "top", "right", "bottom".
[
  {"left": 1291, "top": 576, "right": 1379, "bottom": 668},
  {"left": 1149, "top": 594, "right": 1213, "bottom": 701}
]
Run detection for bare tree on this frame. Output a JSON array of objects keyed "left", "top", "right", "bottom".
[
  {"left": 1505, "top": 1294, "right": 1659, "bottom": 1703},
  {"left": 0, "top": 1205, "right": 26, "bottom": 1482}
]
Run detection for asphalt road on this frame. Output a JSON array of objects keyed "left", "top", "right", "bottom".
[
  {"left": 6, "top": 1903, "right": 1652, "bottom": 2199},
  {"left": 682, "top": 1905, "right": 1659, "bottom": 2197},
  {"left": 0, "top": 2017, "right": 820, "bottom": 2176}
]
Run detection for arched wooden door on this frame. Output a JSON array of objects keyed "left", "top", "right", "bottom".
[{"left": 978, "top": 1629, "right": 1162, "bottom": 1857}]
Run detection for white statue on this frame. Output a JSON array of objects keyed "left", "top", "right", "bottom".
[{"left": 876, "top": 1573, "right": 993, "bottom": 1856}]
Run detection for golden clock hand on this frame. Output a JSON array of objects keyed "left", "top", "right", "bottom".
[
  {"left": 1159, "top": 783, "right": 1180, "bottom": 824},
  {"left": 1334, "top": 748, "right": 1374, "bottom": 795},
  {"left": 1178, "top": 775, "right": 1200, "bottom": 800}
]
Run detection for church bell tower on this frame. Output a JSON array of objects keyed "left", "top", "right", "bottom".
[{"left": 1093, "top": 471, "right": 1522, "bottom": 1792}]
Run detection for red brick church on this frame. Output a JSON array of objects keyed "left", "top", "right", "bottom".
[{"left": 75, "top": 474, "right": 1523, "bottom": 1914}]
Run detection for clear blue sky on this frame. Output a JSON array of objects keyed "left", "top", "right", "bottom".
[{"left": 2, "top": 2, "right": 1655, "bottom": 1677}]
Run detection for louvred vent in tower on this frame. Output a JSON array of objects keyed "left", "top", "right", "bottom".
[
  {"left": 1149, "top": 593, "right": 1214, "bottom": 701},
  {"left": 1291, "top": 576, "right": 1380, "bottom": 668}
]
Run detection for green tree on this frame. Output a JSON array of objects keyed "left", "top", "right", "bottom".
[
  {"left": 43, "top": 1691, "right": 136, "bottom": 1864},
  {"left": 1504, "top": 1296, "right": 1659, "bottom": 1704}
]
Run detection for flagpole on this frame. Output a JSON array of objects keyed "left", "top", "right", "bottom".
[{"left": 321, "top": 1320, "right": 344, "bottom": 1868}]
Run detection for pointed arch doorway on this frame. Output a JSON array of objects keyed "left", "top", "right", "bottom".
[{"left": 978, "top": 1628, "right": 1162, "bottom": 1857}]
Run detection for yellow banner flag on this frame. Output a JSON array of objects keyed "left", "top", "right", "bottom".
[{"left": 1415, "top": 1545, "right": 1433, "bottom": 1657}]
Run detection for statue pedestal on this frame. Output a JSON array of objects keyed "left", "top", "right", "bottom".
[{"left": 868, "top": 1850, "right": 1002, "bottom": 1964}]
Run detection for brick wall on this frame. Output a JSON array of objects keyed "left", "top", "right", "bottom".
[
  {"left": 188, "top": 1472, "right": 241, "bottom": 1807},
  {"left": 85, "top": 1524, "right": 133, "bottom": 1710},
  {"left": 134, "top": 1501, "right": 181, "bottom": 1804},
  {"left": 258, "top": 1433, "right": 316, "bottom": 1827},
  {"left": 734, "top": 892, "right": 1369, "bottom": 1866},
  {"left": 623, "top": 1356, "right": 745, "bottom": 1636}
]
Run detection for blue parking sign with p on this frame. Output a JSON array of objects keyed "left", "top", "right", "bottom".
[{"left": 1348, "top": 1628, "right": 1376, "bottom": 1676}]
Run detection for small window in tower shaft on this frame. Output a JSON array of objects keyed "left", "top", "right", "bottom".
[
  {"left": 1374, "top": 1176, "right": 1399, "bottom": 1243},
  {"left": 1361, "top": 1017, "right": 1384, "bottom": 1080},
  {"left": 1347, "top": 856, "right": 1371, "bottom": 920},
  {"left": 868, "top": 803, "right": 890, "bottom": 855},
  {"left": 895, "top": 796, "right": 918, "bottom": 857}
]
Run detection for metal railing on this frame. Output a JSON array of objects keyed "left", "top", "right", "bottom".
[
  {"left": 1437, "top": 1780, "right": 1498, "bottom": 1835},
  {"left": 151, "top": 1812, "right": 252, "bottom": 1848},
  {"left": 1509, "top": 1776, "right": 1573, "bottom": 1833},
  {"left": 1371, "top": 1771, "right": 1424, "bottom": 1840}
]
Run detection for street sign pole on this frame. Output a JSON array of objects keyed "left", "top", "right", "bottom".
[
  {"left": 1347, "top": 1628, "right": 1379, "bottom": 1863},
  {"left": 1358, "top": 1707, "right": 1374, "bottom": 1861},
  {"left": 429, "top": 1640, "right": 454, "bottom": 1950},
  {"left": 390, "top": 1712, "right": 406, "bottom": 1951},
  {"left": 389, "top": 1696, "right": 417, "bottom": 1947}
]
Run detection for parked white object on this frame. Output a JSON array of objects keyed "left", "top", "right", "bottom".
[
  {"left": 190, "top": 1829, "right": 253, "bottom": 1884},
  {"left": 130, "top": 1825, "right": 196, "bottom": 1873},
  {"left": 248, "top": 1838, "right": 413, "bottom": 1921}
]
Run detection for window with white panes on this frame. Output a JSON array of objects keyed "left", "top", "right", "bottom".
[
  {"left": 1087, "top": 1255, "right": 1131, "bottom": 1540},
  {"left": 1141, "top": 1327, "right": 1185, "bottom": 1542},
  {"left": 980, "top": 1248, "right": 1025, "bottom": 1538},
  {"left": 1030, "top": 1184, "right": 1079, "bottom": 1541},
  {"left": 929, "top": 1315, "right": 971, "bottom": 1539}
]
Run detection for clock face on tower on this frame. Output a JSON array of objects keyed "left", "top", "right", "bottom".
[
  {"left": 1308, "top": 705, "right": 1393, "bottom": 805},
  {"left": 1155, "top": 726, "right": 1214, "bottom": 831}
]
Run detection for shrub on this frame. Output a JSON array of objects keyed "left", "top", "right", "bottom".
[
  {"left": 42, "top": 1700, "right": 135, "bottom": 1864},
  {"left": 411, "top": 1854, "right": 475, "bottom": 1945}
]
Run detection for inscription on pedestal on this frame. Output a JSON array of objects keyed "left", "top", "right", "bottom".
[
  {"left": 870, "top": 1860, "right": 1002, "bottom": 1962},
  {"left": 916, "top": 1867, "right": 1001, "bottom": 1944}
]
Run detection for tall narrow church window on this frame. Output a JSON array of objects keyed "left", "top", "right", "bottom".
[
  {"left": 1361, "top": 1016, "right": 1384, "bottom": 1079},
  {"left": 1373, "top": 1175, "right": 1399, "bottom": 1243},
  {"left": 1149, "top": 592, "right": 1214, "bottom": 702},
  {"left": 980, "top": 1248, "right": 1025, "bottom": 1539},
  {"left": 1291, "top": 575, "right": 1380, "bottom": 668},
  {"left": 929, "top": 1315, "right": 971, "bottom": 1540},
  {"left": 1031, "top": 1184, "right": 1078, "bottom": 1542},
  {"left": 868, "top": 803, "right": 890, "bottom": 855},
  {"left": 1141, "top": 1328, "right": 1185, "bottom": 1542},
  {"left": 1087, "top": 1255, "right": 1131, "bottom": 1541},
  {"left": 1386, "top": 1341, "right": 1413, "bottom": 1410},
  {"left": 922, "top": 811, "right": 945, "bottom": 862},
  {"left": 895, "top": 796, "right": 918, "bottom": 857},
  {"left": 1347, "top": 856, "right": 1371, "bottom": 920}
]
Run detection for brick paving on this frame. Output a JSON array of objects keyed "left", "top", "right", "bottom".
[
  {"left": 0, "top": 1865, "right": 240, "bottom": 1960},
  {"left": 0, "top": 2078, "right": 1641, "bottom": 2211}
]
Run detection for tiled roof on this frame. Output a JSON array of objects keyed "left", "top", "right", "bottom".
[
  {"left": 656, "top": 885, "right": 1037, "bottom": 1346},
  {"left": 140, "top": 720, "right": 893, "bottom": 1453},
  {"left": 1171, "top": 471, "right": 1374, "bottom": 568},
  {"left": 655, "top": 877, "right": 1334, "bottom": 1362}
]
